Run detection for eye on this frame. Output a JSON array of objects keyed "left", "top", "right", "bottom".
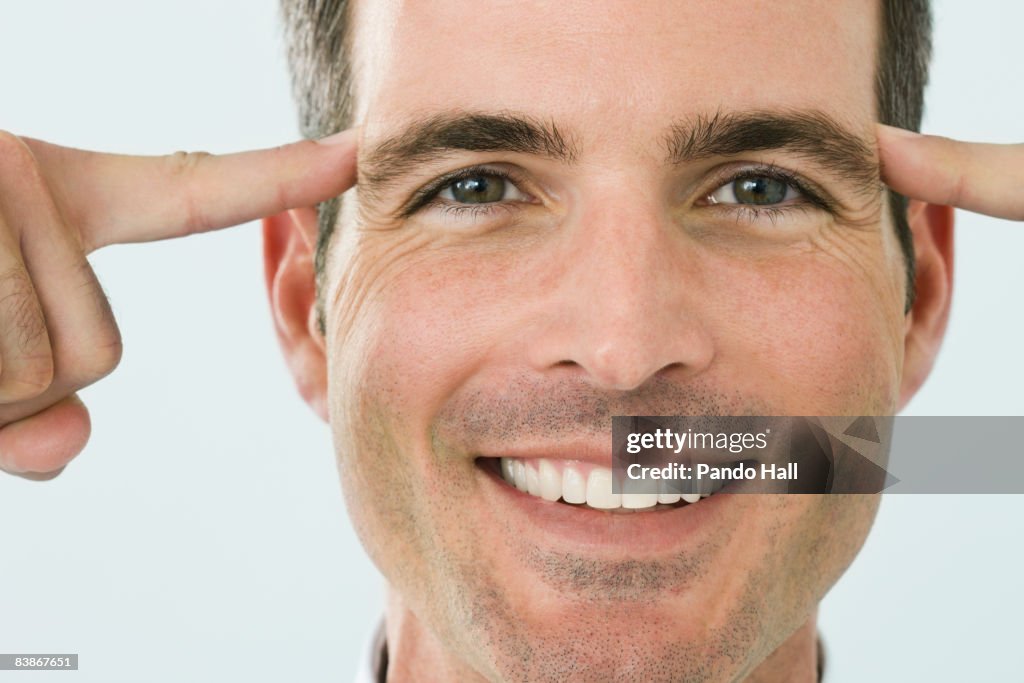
[
  {"left": 438, "top": 172, "right": 529, "bottom": 205},
  {"left": 399, "top": 167, "right": 536, "bottom": 220},
  {"left": 707, "top": 175, "right": 802, "bottom": 206}
]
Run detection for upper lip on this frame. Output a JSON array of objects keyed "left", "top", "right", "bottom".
[
  {"left": 477, "top": 439, "right": 765, "bottom": 469},
  {"left": 476, "top": 439, "right": 614, "bottom": 468}
]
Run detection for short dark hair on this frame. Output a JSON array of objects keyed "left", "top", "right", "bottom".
[{"left": 281, "top": 0, "right": 932, "bottom": 330}]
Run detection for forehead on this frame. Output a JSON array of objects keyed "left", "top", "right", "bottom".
[{"left": 350, "top": 0, "right": 880, "bottom": 137}]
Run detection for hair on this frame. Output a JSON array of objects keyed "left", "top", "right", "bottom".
[{"left": 281, "top": 0, "right": 932, "bottom": 330}]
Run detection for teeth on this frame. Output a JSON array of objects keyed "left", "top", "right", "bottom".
[
  {"left": 621, "top": 492, "right": 659, "bottom": 509},
  {"left": 526, "top": 464, "right": 542, "bottom": 497},
  {"left": 501, "top": 457, "right": 515, "bottom": 484},
  {"left": 620, "top": 477, "right": 658, "bottom": 509},
  {"left": 585, "top": 468, "right": 621, "bottom": 509},
  {"left": 513, "top": 460, "right": 528, "bottom": 492},
  {"left": 657, "top": 481, "right": 682, "bottom": 505},
  {"left": 562, "top": 465, "right": 587, "bottom": 504},
  {"left": 497, "top": 458, "right": 718, "bottom": 510},
  {"left": 657, "top": 490, "right": 682, "bottom": 505},
  {"left": 538, "top": 459, "right": 562, "bottom": 502}
]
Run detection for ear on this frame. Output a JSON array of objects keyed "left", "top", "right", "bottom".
[
  {"left": 898, "top": 200, "right": 955, "bottom": 409},
  {"left": 263, "top": 208, "right": 328, "bottom": 422}
]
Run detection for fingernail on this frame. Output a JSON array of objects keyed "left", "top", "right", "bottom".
[{"left": 317, "top": 129, "right": 357, "bottom": 146}]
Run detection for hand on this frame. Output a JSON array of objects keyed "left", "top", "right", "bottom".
[
  {"left": 877, "top": 124, "right": 1024, "bottom": 220},
  {"left": 0, "top": 129, "right": 358, "bottom": 478}
]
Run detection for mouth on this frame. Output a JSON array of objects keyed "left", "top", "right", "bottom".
[
  {"left": 478, "top": 457, "right": 727, "bottom": 512},
  {"left": 473, "top": 453, "right": 736, "bottom": 555}
]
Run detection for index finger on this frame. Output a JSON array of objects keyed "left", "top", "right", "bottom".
[
  {"left": 20, "top": 129, "right": 359, "bottom": 252},
  {"left": 877, "top": 124, "right": 1024, "bottom": 221}
]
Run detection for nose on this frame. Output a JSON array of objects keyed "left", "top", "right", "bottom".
[{"left": 527, "top": 194, "right": 715, "bottom": 392}]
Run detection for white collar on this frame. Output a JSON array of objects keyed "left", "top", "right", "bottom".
[{"left": 353, "top": 621, "right": 385, "bottom": 683}]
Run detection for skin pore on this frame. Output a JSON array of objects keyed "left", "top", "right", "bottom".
[{"left": 267, "top": 1, "right": 952, "bottom": 680}]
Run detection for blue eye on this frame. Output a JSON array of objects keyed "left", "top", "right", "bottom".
[{"left": 709, "top": 175, "right": 801, "bottom": 206}]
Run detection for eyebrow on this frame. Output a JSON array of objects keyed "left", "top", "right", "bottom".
[
  {"left": 358, "top": 108, "right": 879, "bottom": 207},
  {"left": 359, "top": 112, "right": 578, "bottom": 202},
  {"left": 664, "top": 110, "right": 879, "bottom": 191}
]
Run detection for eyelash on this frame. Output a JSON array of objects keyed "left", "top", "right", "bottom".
[
  {"left": 704, "top": 164, "right": 838, "bottom": 220},
  {"left": 399, "top": 165, "right": 530, "bottom": 219},
  {"left": 400, "top": 163, "right": 837, "bottom": 222}
]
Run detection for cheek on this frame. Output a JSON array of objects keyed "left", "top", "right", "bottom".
[
  {"left": 701, "top": 232, "right": 905, "bottom": 415},
  {"left": 324, "top": 236, "right": 519, "bottom": 563},
  {"left": 352, "top": 253, "right": 511, "bottom": 426},
  {"left": 753, "top": 494, "right": 880, "bottom": 636}
]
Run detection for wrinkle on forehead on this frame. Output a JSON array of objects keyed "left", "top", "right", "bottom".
[{"left": 349, "top": 0, "right": 880, "bottom": 132}]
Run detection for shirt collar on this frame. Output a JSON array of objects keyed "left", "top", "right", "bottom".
[{"left": 353, "top": 620, "right": 386, "bottom": 683}]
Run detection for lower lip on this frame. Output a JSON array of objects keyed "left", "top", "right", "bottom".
[{"left": 475, "top": 460, "right": 732, "bottom": 556}]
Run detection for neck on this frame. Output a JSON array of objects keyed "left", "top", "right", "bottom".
[
  {"left": 744, "top": 614, "right": 820, "bottom": 683},
  {"left": 383, "top": 589, "right": 489, "bottom": 682},
  {"left": 382, "top": 587, "right": 820, "bottom": 682}
]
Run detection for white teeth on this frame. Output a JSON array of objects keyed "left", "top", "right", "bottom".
[
  {"left": 621, "top": 477, "right": 659, "bottom": 509},
  {"left": 562, "top": 465, "right": 587, "bottom": 504},
  {"left": 699, "top": 476, "right": 715, "bottom": 497},
  {"left": 655, "top": 481, "right": 679, "bottom": 507},
  {"left": 655, "top": 491, "right": 679, "bottom": 507},
  {"left": 621, "top": 492, "right": 659, "bottom": 509},
  {"left": 538, "top": 459, "right": 562, "bottom": 502},
  {"left": 514, "top": 460, "right": 528, "bottom": 492},
  {"left": 501, "top": 457, "right": 515, "bottom": 484},
  {"left": 585, "top": 468, "right": 621, "bottom": 509},
  {"left": 496, "top": 457, "right": 715, "bottom": 510},
  {"left": 525, "top": 464, "right": 542, "bottom": 497}
]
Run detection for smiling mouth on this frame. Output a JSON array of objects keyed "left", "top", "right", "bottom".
[{"left": 481, "top": 457, "right": 727, "bottom": 512}]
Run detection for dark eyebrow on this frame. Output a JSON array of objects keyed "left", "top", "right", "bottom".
[
  {"left": 664, "top": 110, "right": 880, "bottom": 192},
  {"left": 358, "top": 108, "right": 880, "bottom": 212},
  {"left": 359, "top": 111, "right": 579, "bottom": 202}
]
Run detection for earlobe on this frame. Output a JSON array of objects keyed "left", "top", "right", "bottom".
[
  {"left": 263, "top": 208, "right": 329, "bottom": 422},
  {"left": 898, "top": 200, "right": 955, "bottom": 409}
]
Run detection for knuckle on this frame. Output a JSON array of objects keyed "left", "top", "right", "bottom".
[
  {"left": 0, "top": 130, "right": 36, "bottom": 174},
  {"left": 0, "top": 132, "right": 50, "bottom": 198},
  {"left": 0, "top": 266, "right": 56, "bottom": 400},
  {"left": 947, "top": 168, "right": 970, "bottom": 209},
  {"left": 76, "top": 257, "right": 117, "bottom": 326},
  {"left": 943, "top": 139, "right": 977, "bottom": 210},
  {"left": 168, "top": 149, "right": 213, "bottom": 175},
  {"left": 89, "top": 332, "right": 124, "bottom": 378},
  {"left": 167, "top": 150, "right": 215, "bottom": 235},
  {"left": 266, "top": 142, "right": 304, "bottom": 210},
  {"left": 62, "top": 327, "right": 123, "bottom": 385},
  {"left": 274, "top": 175, "right": 295, "bottom": 215},
  {"left": 51, "top": 259, "right": 123, "bottom": 385},
  {"left": 0, "top": 361, "right": 55, "bottom": 401},
  {"left": 0, "top": 266, "right": 47, "bottom": 353}
]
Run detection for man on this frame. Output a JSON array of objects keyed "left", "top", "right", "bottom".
[{"left": 0, "top": 0, "right": 1020, "bottom": 680}]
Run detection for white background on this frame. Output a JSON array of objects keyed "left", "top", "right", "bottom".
[{"left": 0, "top": 1, "right": 1020, "bottom": 681}]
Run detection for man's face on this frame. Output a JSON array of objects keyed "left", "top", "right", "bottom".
[{"left": 326, "top": 1, "right": 903, "bottom": 679}]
